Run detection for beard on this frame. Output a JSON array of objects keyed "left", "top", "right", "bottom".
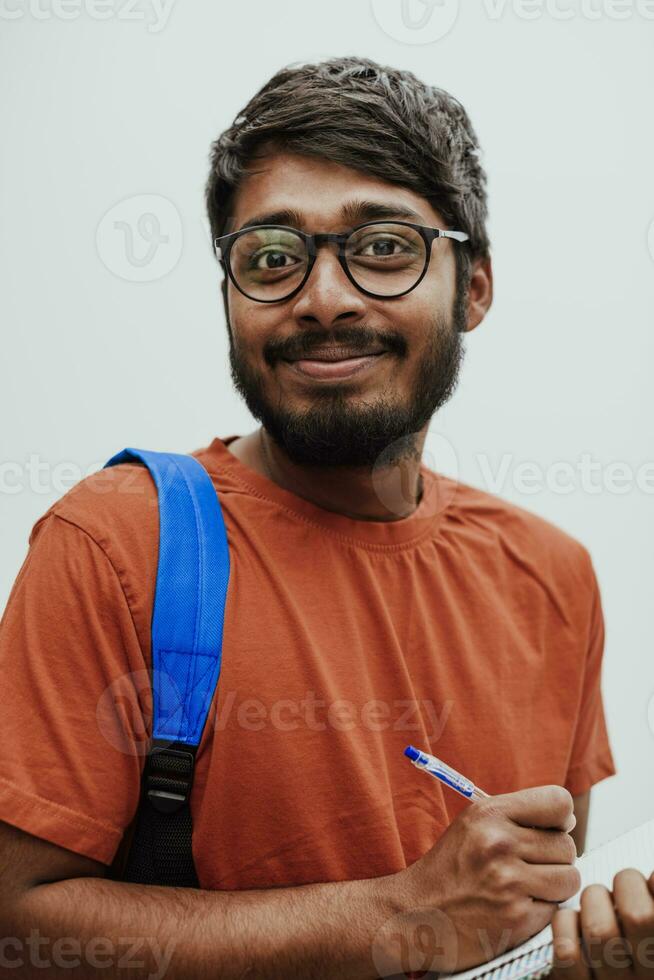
[{"left": 227, "top": 291, "right": 467, "bottom": 468}]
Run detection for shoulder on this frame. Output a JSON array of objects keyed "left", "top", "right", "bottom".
[
  {"left": 27, "top": 460, "right": 161, "bottom": 607},
  {"left": 437, "top": 473, "right": 596, "bottom": 598},
  {"left": 38, "top": 458, "right": 158, "bottom": 548},
  {"left": 28, "top": 441, "right": 236, "bottom": 559},
  {"left": 27, "top": 445, "right": 226, "bottom": 581}
]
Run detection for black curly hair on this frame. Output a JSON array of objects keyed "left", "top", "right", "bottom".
[{"left": 205, "top": 56, "right": 490, "bottom": 303}]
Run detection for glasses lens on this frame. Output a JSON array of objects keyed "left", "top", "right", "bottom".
[
  {"left": 345, "top": 223, "right": 426, "bottom": 296},
  {"left": 229, "top": 227, "right": 308, "bottom": 301}
]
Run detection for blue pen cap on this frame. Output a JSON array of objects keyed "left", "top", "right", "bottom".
[{"left": 404, "top": 745, "right": 421, "bottom": 762}]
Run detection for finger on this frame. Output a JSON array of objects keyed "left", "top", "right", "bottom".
[
  {"left": 612, "top": 868, "right": 654, "bottom": 980},
  {"left": 495, "top": 786, "right": 576, "bottom": 832},
  {"left": 552, "top": 908, "right": 591, "bottom": 980},
  {"left": 580, "top": 883, "right": 633, "bottom": 980},
  {"left": 516, "top": 827, "right": 578, "bottom": 866},
  {"left": 527, "top": 864, "right": 582, "bottom": 904}
]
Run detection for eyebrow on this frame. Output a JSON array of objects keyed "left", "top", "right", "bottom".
[{"left": 237, "top": 199, "right": 425, "bottom": 233}]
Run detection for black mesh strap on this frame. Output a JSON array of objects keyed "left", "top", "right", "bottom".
[{"left": 113, "top": 740, "right": 200, "bottom": 888}]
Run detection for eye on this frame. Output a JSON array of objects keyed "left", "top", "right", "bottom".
[
  {"left": 350, "top": 231, "right": 422, "bottom": 264},
  {"left": 356, "top": 235, "right": 407, "bottom": 257},
  {"left": 251, "top": 248, "right": 301, "bottom": 271},
  {"left": 232, "top": 228, "right": 306, "bottom": 277}
]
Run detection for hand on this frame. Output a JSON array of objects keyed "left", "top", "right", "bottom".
[
  {"left": 552, "top": 868, "right": 654, "bottom": 980},
  {"left": 380, "top": 786, "right": 580, "bottom": 975}
]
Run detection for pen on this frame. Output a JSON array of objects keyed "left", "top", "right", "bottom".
[{"left": 404, "top": 745, "right": 490, "bottom": 802}]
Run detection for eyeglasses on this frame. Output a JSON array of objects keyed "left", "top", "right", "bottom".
[{"left": 214, "top": 220, "right": 470, "bottom": 303}]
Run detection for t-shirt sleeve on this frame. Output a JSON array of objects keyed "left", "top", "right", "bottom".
[
  {"left": 0, "top": 512, "right": 150, "bottom": 864},
  {"left": 564, "top": 557, "right": 616, "bottom": 796}
]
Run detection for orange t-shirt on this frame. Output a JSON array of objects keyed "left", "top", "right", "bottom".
[{"left": 0, "top": 435, "right": 615, "bottom": 889}]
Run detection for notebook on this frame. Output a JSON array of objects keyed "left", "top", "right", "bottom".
[{"left": 442, "top": 817, "right": 654, "bottom": 980}]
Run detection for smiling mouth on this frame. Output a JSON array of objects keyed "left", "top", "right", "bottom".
[{"left": 282, "top": 351, "right": 389, "bottom": 381}]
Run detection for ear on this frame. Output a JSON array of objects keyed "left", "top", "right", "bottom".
[{"left": 464, "top": 255, "right": 493, "bottom": 333}]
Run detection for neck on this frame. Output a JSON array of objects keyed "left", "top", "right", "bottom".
[{"left": 227, "top": 427, "right": 426, "bottom": 521}]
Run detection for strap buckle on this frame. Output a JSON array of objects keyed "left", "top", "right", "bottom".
[{"left": 144, "top": 739, "right": 197, "bottom": 815}]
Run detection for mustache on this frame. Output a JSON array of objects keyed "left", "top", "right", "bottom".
[{"left": 264, "top": 325, "right": 408, "bottom": 366}]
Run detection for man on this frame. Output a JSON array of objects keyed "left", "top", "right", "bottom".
[{"left": 0, "top": 56, "right": 648, "bottom": 979}]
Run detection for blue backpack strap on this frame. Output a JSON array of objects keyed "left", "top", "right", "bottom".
[
  {"left": 105, "top": 447, "right": 230, "bottom": 748},
  {"left": 103, "top": 447, "right": 230, "bottom": 887}
]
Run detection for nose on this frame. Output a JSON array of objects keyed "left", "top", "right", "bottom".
[{"left": 289, "top": 244, "right": 368, "bottom": 328}]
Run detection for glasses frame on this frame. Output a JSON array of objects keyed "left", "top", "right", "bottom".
[{"left": 213, "top": 219, "right": 470, "bottom": 303}]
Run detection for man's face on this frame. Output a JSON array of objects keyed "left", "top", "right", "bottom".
[{"left": 223, "top": 150, "right": 468, "bottom": 468}]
